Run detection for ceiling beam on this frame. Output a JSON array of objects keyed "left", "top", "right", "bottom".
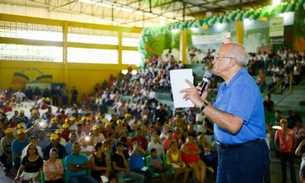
[
  {"left": 189, "top": 0, "right": 270, "bottom": 18},
  {"left": 49, "top": 0, "right": 77, "bottom": 11}
]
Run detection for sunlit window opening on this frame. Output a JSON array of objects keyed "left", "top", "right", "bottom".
[
  {"left": 122, "top": 32, "right": 140, "bottom": 47},
  {"left": 67, "top": 48, "right": 118, "bottom": 64},
  {"left": 122, "top": 50, "right": 141, "bottom": 65},
  {"left": 0, "top": 44, "right": 63, "bottom": 62},
  {"left": 0, "top": 21, "right": 63, "bottom": 41},
  {"left": 68, "top": 27, "right": 118, "bottom": 45}
]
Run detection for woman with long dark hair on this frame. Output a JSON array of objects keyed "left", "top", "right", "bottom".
[
  {"left": 90, "top": 142, "right": 116, "bottom": 183},
  {"left": 14, "top": 144, "right": 43, "bottom": 183}
]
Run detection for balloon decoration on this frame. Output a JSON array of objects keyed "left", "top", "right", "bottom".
[{"left": 138, "top": 0, "right": 305, "bottom": 62}]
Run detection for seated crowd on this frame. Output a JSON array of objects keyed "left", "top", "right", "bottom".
[
  {"left": 249, "top": 47, "right": 305, "bottom": 94},
  {"left": 0, "top": 45, "right": 305, "bottom": 183},
  {"left": 0, "top": 92, "right": 218, "bottom": 183}
]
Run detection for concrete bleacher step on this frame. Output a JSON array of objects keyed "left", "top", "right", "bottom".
[
  {"left": 273, "top": 82, "right": 305, "bottom": 118},
  {"left": 155, "top": 92, "right": 172, "bottom": 101}
]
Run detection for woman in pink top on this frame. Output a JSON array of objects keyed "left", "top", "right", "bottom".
[
  {"left": 181, "top": 134, "right": 206, "bottom": 183},
  {"left": 43, "top": 148, "right": 65, "bottom": 183}
]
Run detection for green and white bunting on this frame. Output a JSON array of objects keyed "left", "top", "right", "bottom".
[{"left": 138, "top": 0, "right": 305, "bottom": 63}]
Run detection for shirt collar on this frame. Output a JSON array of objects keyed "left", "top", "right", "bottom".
[{"left": 225, "top": 68, "right": 247, "bottom": 87}]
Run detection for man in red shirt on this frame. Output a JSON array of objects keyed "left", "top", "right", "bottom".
[{"left": 132, "top": 128, "right": 148, "bottom": 150}]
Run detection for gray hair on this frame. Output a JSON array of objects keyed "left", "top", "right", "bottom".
[{"left": 224, "top": 43, "right": 250, "bottom": 67}]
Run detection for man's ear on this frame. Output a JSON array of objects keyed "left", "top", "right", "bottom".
[{"left": 229, "top": 58, "right": 237, "bottom": 68}]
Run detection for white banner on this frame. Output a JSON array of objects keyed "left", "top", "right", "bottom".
[
  {"left": 269, "top": 17, "right": 284, "bottom": 37},
  {"left": 192, "top": 32, "right": 229, "bottom": 45}
]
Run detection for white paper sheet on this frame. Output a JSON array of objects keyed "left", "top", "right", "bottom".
[
  {"left": 100, "top": 175, "right": 109, "bottom": 182},
  {"left": 170, "top": 69, "right": 194, "bottom": 108}
]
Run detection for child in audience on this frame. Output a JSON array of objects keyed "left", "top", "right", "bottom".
[{"left": 150, "top": 148, "right": 168, "bottom": 183}]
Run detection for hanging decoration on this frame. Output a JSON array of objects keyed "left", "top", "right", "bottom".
[{"left": 138, "top": 0, "right": 305, "bottom": 62}]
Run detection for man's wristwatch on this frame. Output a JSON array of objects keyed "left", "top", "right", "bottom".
[
  {"left": 76, "top": 164, "right": 80, "bottom": 167},
  {"left": 200, "top": 100, "right": 209, "bottom": 111}
]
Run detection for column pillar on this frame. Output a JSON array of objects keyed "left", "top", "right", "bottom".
[
  {"left": 63, "top": 22, "right": 68, "bottom": 85},
  {"left": 179, "top": 30, "right": 187, "bottom": 63},
  {"left": 236, "top": 20, "right": 244, "bottom": 44},
  {"left": 118, "top": 30, "right": 123, "bottom": 64}
]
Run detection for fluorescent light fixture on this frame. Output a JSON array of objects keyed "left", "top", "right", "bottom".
[
  {"left": 135, "top": 10, "right": 143, "bottom": 15},
  {"left": 272, "top": 0, "right": 281, "bottom": 6},
  {"left": 78, "top": 0, "right": 96, "bottom": 4},
  {"left": 243, "top": 18, "right": 252, "bottom": 25},
  {"left": 190, "top": 27, "right": 200, "bottom": 32},
  {"left": 159, "top": 19, "right": 166, "bottom": 26},
  {"left": 171, "top": 29, "right": 180, "bottom": 33},
  {"left": 96, "top": 3, "right": 112, "bottom": 8},
  {"left": 120, "top": 7, "right": 133, "bottom": 12}
]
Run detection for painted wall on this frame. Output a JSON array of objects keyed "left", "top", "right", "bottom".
[{"left": 0, "top": 60, "right": 125, "bottom": 99}]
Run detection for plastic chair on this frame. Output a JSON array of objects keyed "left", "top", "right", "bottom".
[
  {"left": 128, "top": 132, "right": 135, "bottom": 138},
  {"left": 40, "top": 170, "right": 45, "bottom": 183}
]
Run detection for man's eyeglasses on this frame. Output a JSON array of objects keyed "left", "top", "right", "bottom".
[{"left": 214, "top": 56, "right": 233, "bottom": 62}]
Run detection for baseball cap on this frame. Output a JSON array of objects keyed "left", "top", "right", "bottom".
[
  {"left": 51, "top": 118, "right": 58, "bottom": 123},
  {"left": 4, "top": 128, "right": 14, "bottom": 134},
  {"left": 92, "top": 125, "right": 99, "bottom": 131},
  {"left": 116, "top": 119, "right": 122, "bottom": 124},
  {"left": 124, "top": 113, "right": 131, "bottom": 118},
  {"left": 55, "top": 129, "right": 62, "bottom": 134},
  {"left": 105, "top": 122, "right": 112, "bottom": 128},
  {"left": 17, "top": 123, "right": 25, "bottom": 129},
  {"left": 50, "top": 134, "right": 59, "bottom": 140},
  {"left": 34, "top": 119, "right": 40, "bottom": 125},
  {"left": 17, "top": 129, "right": 26, "bottom": 135},
  {"left": 65, "top": 118, "right": 70, "bottom": 123},
  {"left": 19, "top": 110, "right": 25, "bottom": 114},
  {"left": 63, "top": 123, "right": 69, "bottom": 128},
  {"left": 32, "top": 110, "right": 38, "bottom": 115}
]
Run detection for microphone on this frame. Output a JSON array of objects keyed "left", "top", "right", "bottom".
[{"left": 200, "top": 70, "right": 213, "bottom": 96}]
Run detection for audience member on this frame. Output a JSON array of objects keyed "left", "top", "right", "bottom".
[
  {"left": 181, "top": 134, "right": 206, "bottom": 183},
  {"left": 166, "top": 142, "right": 189, "bottom": 183},
  {"left": 149, "top": 148, "right": 168, "bottom": 183},
  {"left": 43, "top": 148, "right": 65, "bottom": 183},
  {"left": 14, "top": 144, "right": 43, "bottom": 183},
  {"left": 111, "top": 141, "right": 145, "bottom": 183},
  {"left": 65, "top": 142, "right": 98, "bottom": 183},
  {"left": 275, "top": 118, "right": 297, "bottom": 183},
  {"left": 44, "top": 134, "right": 66, "bottom": 160},
  {"left": 21, "top": 136, "right": 43, "bottom": 159},
  {"left": 12, "top": 129, "right": 29, "bottom": 170},
  {"left": 147, "top": 133, "right": 165, "bottom": 157},
  {"left": 0, "top": 127, "right": 15, "bottom": 176},
  {"left": 129, "top": 141, "right": 152, "bottom": 183},
  {"left": 65, "top": 132, "right": 77, "bottom": 155},
  {"left": 90, "top": 142, "right": 116, "bottom": 183}
]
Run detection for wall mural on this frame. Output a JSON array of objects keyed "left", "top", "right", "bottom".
[{"left": 11, "top": 68, "right": 53, "bottom": 84}]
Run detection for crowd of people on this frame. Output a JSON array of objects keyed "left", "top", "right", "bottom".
[
  {"left": 0, "top": 99, "right": 218, "bottom": 183},
  {"left": 0, "top": 45, "right": 304, "bottom": 183},
  {"left": 250, "top": 47, "right": 305, "bottom": 94}
]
